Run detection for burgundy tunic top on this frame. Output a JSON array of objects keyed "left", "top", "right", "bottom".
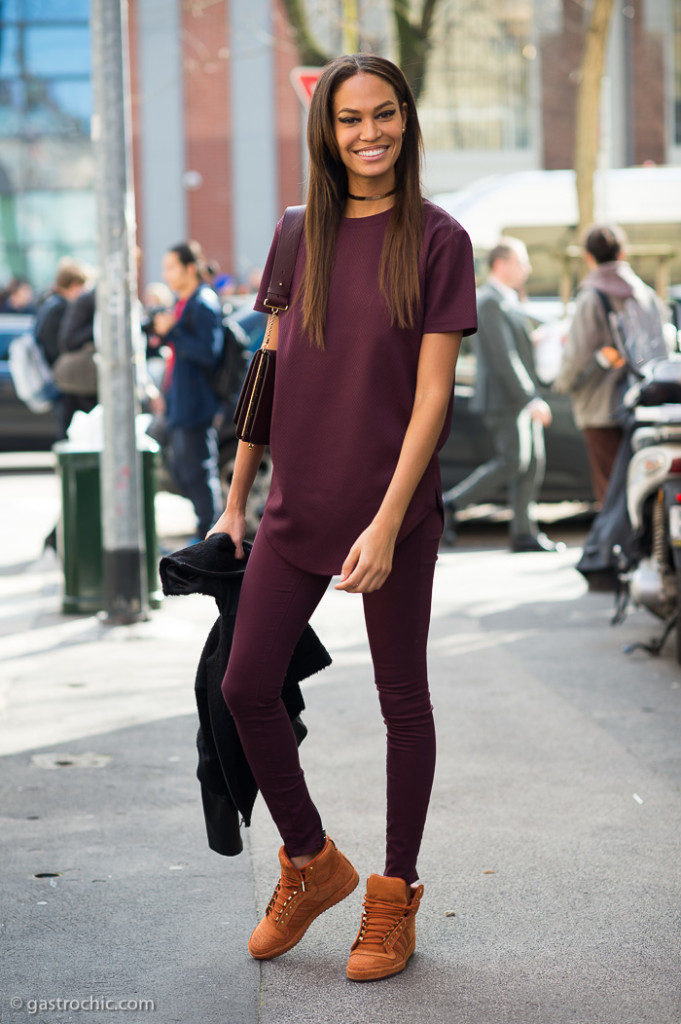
[{"left": 254, "top": 199, "right": 477, "bottom": 575}]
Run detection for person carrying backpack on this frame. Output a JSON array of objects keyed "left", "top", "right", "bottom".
[
  {"left": 554, "top": 223, "right": 668, "bottom": 503},
  {"left": 34, "top": 260, "right": 89, "bottom": 438}
]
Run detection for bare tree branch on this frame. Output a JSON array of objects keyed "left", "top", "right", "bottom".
[
  {"left": 393, "top": 0, "right": 442, "bottom": 101},
  {"left": 279, "top": 0, "right": 330, "bottom": 66},
  {"left": 278, "top": 0, "right": 443, "bottom": 100}
]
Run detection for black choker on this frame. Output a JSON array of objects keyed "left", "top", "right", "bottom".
[{"left": 347, "top": 188, "right": 397, "bottom": 201}]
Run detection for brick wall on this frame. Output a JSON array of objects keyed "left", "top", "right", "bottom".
[
  {"left": 181, "top": 1, "right": 234, "bottom": 276},
  {"left": 273, "top": 0, "right": 305, "bottom": 214},
  {"left": 539, "top": 0, "right": 583, "bottom": 170},
  {"left": 630, "top": 7, "right": 665, "bottom": 164},
  {"left": 539, "top": 0, "right": 666, "bottom": 171}
]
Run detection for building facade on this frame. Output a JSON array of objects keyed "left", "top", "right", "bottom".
[{"left": 0, "top": 0, "right": 679, "bottom": 293}]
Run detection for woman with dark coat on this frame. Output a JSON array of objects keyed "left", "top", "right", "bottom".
[{"left": 208, "top": 54, "right": 477, "bottom": 981}]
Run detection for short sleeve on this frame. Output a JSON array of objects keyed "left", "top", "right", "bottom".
[
  {"left": 422, "top": 209, "right": 478, "bottom": 338},
  {"left": 254, "top": 218, "right": 284, "bottom": 313}
]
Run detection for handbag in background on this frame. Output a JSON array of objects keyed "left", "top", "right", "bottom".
[{"left": 53, "top": 342, "right": 98, "bottom": 396}]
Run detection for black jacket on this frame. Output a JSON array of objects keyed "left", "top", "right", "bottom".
[
  {"left": 35, "top": 292, "right": 67, "bottom": 366},
  {"left": 159, "top": 533, "right": 332, "bottom": 855},
  {"left": 58, "top": 287, "right": 95, "bottom": 353}
]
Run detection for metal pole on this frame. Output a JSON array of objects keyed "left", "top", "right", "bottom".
[{"left": 91, "top": 0, "right": 148, "bottom": 624}]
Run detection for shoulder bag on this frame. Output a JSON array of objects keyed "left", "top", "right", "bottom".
[
  {"left": 53, "top": 341, "right": 97, "bottom": 396},
  {"left": 234, "top": 205, "right": 305, "bottom": 447}
]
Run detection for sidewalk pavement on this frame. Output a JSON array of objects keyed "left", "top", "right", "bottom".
[{"left": 1, "top": 466, "right": 680, "bottom": 1024}]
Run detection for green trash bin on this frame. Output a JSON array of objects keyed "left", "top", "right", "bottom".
[{"left": 54, "top": 440, "right": 162, "bottom": 614}]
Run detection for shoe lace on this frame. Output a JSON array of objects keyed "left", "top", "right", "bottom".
[
  {"left": 357, "top": 895, "right": 407, "bottom": 945},
  {"left": 265, "top": 871, "right": 303, "bottom": 923}
]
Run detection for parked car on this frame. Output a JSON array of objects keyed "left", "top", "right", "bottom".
[
  {"left": 442, "top": 301, "right": 594, "bottom": 504},
  {"left": 0, "top": 313, "right": 58, "bottom": 451},
  {"left": 217, "top": 301, "right": 595, "bottom": 517}
]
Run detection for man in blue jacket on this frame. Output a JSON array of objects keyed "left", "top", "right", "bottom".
[{"left": 154, "top": 241, "right": 223, "bottom": 539}]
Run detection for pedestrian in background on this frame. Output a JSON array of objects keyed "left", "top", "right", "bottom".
[
  {"left": 0, "top": 276, "right": 36, "bottom": 314},
  {"left": 153, "top": 241, "right": 223, "bottom": 540},
  {"left": 208, "top": 53, "right": 476, "bottom": 980},
  {"left": 554, "top": 224, "right": 668, "bottom": 504},
  {"left": 34, "top": 259, "right": 89, "bottom": 439},
  {"left": 443, "top": 237, "right": 562, "bottom": 552},
  {"left": 55, "top": 284, "right": 98, "bottom": 433}
]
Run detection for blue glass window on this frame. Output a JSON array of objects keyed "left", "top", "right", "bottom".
[
  {"left": 0, "top": 26, "right": 20, "bottom": 75},
  {"left": 0, "top": 79, "right": 24, "bottom": 136},
  {"left": 47, "top": 80, "right": 91, "bottom": 133},
  {"left": 0, "top": 1, "right": 21, "bottom": 23},
  {"left": 0, "top": 3, "right": 95, "bottom": 290},
  {"left": 24, "top": 0, "right": 90, "bottom": 20},
  {"left": 25, "top": 27, "right": 91, "bottom": 76}
]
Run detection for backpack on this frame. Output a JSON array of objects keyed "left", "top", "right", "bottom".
[
  {"left": 206, "top": 316, "right": 251, "bottom": 407},
  {"left": 180, "top": 293, "right": 251, "bottom": 406},
  {"left": 596, "top": 289, "right": 668, "bottom": 379},
  {"left": 8, "top": 331, "right": 60, "bottom": 413}
]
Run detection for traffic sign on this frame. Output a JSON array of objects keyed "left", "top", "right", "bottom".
[{"left": 290, "top": 66, "right": 322, "bottom": 109}]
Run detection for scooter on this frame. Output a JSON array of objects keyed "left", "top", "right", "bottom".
[{"left": 612, "top": 357, "right": 681, "bottom": 662}]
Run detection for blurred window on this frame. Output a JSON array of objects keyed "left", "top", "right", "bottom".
[
  {"left": 23, "top": 0, "right": 90, "bottom": 18},
  {"left": 419, "top": 1, "right": 535, "bottom": 151},
  {"left": 0, "top": 26, "right": 20, "bottom": 76},
  {"left": 0, "top": 3, "right": 93, "bottom": 289},
  {"left": 25, "top": 27, "right": 91, "bottom": 76}
]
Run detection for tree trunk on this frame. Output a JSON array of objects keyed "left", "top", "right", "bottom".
[
  {"left": 279, "top": 0, "right": 442, "bottom": 102},
  {"left": 279, "top": 0, "right": 328, "bottom": 67},
  {"left": 393, "top": 0, "right": 439, "bottom": 101},
  {"left": 574, "top": 0, "right": 616, "bottom": 238}
]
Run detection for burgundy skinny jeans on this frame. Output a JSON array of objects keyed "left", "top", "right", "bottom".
[{"left": 221, "top": 507, "right": 441, "bottom": 885}]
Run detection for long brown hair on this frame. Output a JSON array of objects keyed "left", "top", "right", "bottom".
[{"left": 302, "top": 53, "right": 425, "bottom": 349}]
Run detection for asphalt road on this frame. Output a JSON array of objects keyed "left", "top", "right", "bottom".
[{"left": 1, "top": 464, "right": 680, "bottom": 1024}]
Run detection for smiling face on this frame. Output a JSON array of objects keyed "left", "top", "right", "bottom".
[{"left": 332, "top": 72, "right": 407, "bottom": 197}]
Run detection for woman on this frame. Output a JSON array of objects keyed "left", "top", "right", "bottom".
[
  {"left": 209, "top": 53, "right": 477, "bottom": 981},
  {"left": 153, "top": 242, "right": 224, "bottom": 539}
]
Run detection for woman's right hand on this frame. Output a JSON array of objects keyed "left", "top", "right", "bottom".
[
  {"left": 207, "top": 508, "right": 247, "bottom": 559},
  {"left": 207, "top": 439, "right": 266, "bottom": 557}
]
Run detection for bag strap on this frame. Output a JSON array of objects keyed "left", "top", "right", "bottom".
[
  {"left": 264, "top": 205, "right": 306, "bottom": 312},
  {"left": 594, "top": 287, "right": 630, "bottom": 365},
  {"left": 594, "top": 288, "right": 614, "bottom": 323}
]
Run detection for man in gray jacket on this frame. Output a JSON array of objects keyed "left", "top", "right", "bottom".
[
  {"left": 444, "top": 237, "right": 560, "bottom": 552},
  {"left": 554, "top": 224, "right": 667, "bottom": 504}
]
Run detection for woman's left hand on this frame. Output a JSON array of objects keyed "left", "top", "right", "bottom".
[{"left": 334, "top": 521, "right": 397, "bottom": 594}]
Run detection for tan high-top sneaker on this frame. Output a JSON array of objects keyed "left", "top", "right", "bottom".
[
  {"left": 346, "top": 874, "right": 424, "bottom": 981},
  {"left": 248, "top": 836, "right": 359, "bottom": 960}
]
